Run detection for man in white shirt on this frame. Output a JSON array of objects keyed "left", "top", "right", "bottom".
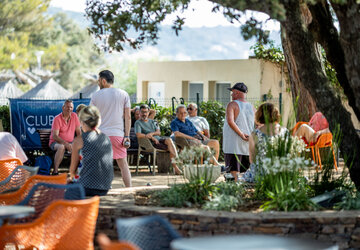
[
  {"left": 0, "top": 132, "right": 28, "bottom": 163},
  {"left": 90, "top": 70, "right": 132, "bottom": 187},
  {"left": 186, "top": 103, "right": 220, "bottom": 161}
]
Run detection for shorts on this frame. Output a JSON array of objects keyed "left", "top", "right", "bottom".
[
  {"left": 153, "top": 138, "right": 168, "bottom": 150},
  {"left": 188, "top": 134, "right": 209, "bottom": 145},
  {"left": 84, "top": 188, "right": 108, "bottom": 197},
  {"left": 109, "top": 136, "right": 127, "bottom": 159},
  {"left": 224, "top": 154, "right": 250, "bottom": 173},
  {"left": 50, "top": 142, "right": 71, "bottom": 151}
]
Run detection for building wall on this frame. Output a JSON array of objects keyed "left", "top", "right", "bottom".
[{"left": 137, "top": 59, "right": 293, "bottom": 124}]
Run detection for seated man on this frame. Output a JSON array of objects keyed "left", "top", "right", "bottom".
[
  {"left": 171, "top": 105, "right": 220, "bottom": 165},
  {"left": 295, "top": 112, "right": 330, "bottom": 144},
  {"left": 49, "top": 100, "right": 81, "bottom": 175},
  {"left": 130, "top": 106, "right": 156, "bottom": 150},
  {"left": 186, "top": 103, "right": 220, "bottom": 160},
  {"left": 0, "top": 132, "right": 28, "bottom": 163},
  {"left": 134, "top": 104, "right": 181, "bottom": 174}
]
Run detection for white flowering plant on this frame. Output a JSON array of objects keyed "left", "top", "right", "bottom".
[
  {"left": 172, "top": 146, "right": 219, "bottom": 184},
  {"left": 254, "top": 131, "right": 316, "bottom": 211}
]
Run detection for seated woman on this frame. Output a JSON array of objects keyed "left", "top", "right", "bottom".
[
  {"left": 241, "top": 103, "right": 287, "bottom": 182},
  {"left": 69, "top": 105, "right": 114, "bottom": 196},
  {"left": 294, "top": 112, "right": 330, "bottom": 144}
]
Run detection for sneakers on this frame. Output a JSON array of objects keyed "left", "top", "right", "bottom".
[
  {"left": 51, "top": 171, "right": 59, "bottom": 176},
  {"left": 220, "top": 165, "right": 226, "bottom": 173}
]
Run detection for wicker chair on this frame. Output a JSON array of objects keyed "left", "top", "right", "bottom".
[
  {"left": 0, "top": 158, "right": 22, "bottom": 181},
  {"left": 97, "top": 233, "right": 140, "bottom": 250},
  {"left": 136, "top": 138, "right": 167, "bottom": 175},
  {"left": 0, "top": 174, "right": 67, "bottom": 205},
  {"left": 117, "top": 215, "right": 181, "bottom": 250},
  {"left": 7, "top": 182, "right": 85, "bottom": 224},
  {"left": 0, "top": 196, "right": 99, "bottom": 250},
  {"left": 0, "top": 166, "right": 39, "bottom": 194}
]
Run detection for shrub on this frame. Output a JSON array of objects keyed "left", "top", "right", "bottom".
[
  {"left": 0, "top": 105, "right": 10, "bottom": 132},
  {"left": 204, "top": 182, "right": 244, "bottom": 211}
]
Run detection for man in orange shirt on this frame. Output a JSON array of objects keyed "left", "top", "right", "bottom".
[{"left": 49, "top": 100, "right": 81, "bottom": 175}]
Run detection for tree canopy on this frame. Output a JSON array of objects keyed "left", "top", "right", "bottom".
[{"left": 86, "top": 0, "right": 360, "bottom": 188}]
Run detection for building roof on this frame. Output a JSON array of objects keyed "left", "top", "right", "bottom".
[
  {"left": 0, "top": 79, "right": 24, "bottom": 105},
  {"left": 20, "top": 78, "right": 71, "bottom": 99},
  {"left": 70, "top": 82, "right": 99, "bottom": 99}
]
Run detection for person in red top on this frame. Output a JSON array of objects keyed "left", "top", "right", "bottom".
[
  {"left": 49, "top": 100, "right": 81, "bottom": 175},
  {"left": 295, "top": 112, "right": 330, "bottom": 144}
]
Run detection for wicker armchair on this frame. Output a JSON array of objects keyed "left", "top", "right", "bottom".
[
  {"left": 0, "top": 196, "right": 99, "bottom": 250},
  {"left": 0, "top": 174, "right": 67, "bottom": 205},
  {"left": 0, "top": 166, "right": 39, "bottom": 194}
]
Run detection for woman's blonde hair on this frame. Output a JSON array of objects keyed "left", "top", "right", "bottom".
[
  {"left": 79, "top": 105, "right": 101, "bottom": 129},
  {"left": 255, "top": 103, "right": 280, "bottom": 124}
]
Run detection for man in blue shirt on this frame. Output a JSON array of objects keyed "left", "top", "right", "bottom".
[{"left": 171, "top": 105, "right": 220, "bottom": 165}]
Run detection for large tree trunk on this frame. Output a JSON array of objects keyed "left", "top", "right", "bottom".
[
  {"left": 281, "top": 29, "right": 317, "bottom": 121},
  {"left": 307, "top": 1, "right": 360, "bottom": 120},
  {"left": 330, "top": 0, "right": 360, "bottom": 121},
  {"left": 280, "top": 1, "right": 360, "bottom": 188},
  {"left": 280, "top": 3, "right": 317, "bottom": 122}
]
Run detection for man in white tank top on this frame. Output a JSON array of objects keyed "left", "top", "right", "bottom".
[{"left": 222, "top": 82, "right": 255, "bottom": 181}]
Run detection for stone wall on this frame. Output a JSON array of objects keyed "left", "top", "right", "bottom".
[{"left": 97, "top": 194, "right": 360, "bottom": 250}]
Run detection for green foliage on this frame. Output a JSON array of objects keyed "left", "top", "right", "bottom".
[
  {"left": 152, "top": 179, "right": 216, "bottom": 208},
  {"left": 199, "top": 100, "right": 225, "bottom": 142},
  {"left": 260, "top": 180, "right": 318, "bottom": 212},
  {"left": 309, "top": 125, "right": 352, "bottom": 196},
  {"left": 0, "top": 0, "right": 50, "bottom": 35},
  {"left": 335, "top": 190, "right": 360, "bottom": 210},
  {"left": 29, "top": 13, "right": 104, "bottom": 91},
  {"left": 113, "top": 59, "right": 138, "bottom": 96},
  {"left": 0, "top": 34, "right": 31, "bottom": 70},
  {"left": 250, "top": 41, "right": 285, "bottom": 64},
  {"left": 203, "top": 182, "right": 244, "bottom": 211},
  {"left": 153, "top": 105, "right": 173, "bottom": 136},
  {"left": 0, "top": 105, "right": 10, "bottom": 132}
]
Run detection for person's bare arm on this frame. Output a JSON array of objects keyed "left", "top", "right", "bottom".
[
  {"left": 53, "top": 129, "right": 72, "bottom": 152},
  {"left": 248, "top": 133, "right": 256, "bottom": 164},
  {"left": 203, "top": 129, "right": 210, "bottom": 138},
  {"left": 148, "top": 109, "right": 156, "bottom": 120},
  {"left": 226, "top": 102, "right": 249, "bottom": 141},
  {"left": 174, "top": 131, "right": 200, "bottom": 142},
  {"left": 75, "top": 126, "right": 81, "bottom": 137},
  {"left": 123, "top": 107, "right": 131, "bottom": 147},
  {"left": 68, "top": 136, "right": 83, "bottom": 180}
]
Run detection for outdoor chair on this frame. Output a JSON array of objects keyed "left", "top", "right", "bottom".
[
  {"left": 174, "top": 136, "right": 191, "bottom": 151},
  {"left": 97, "top": 233, "right": 140, "bottom": 250},
  {"left": 0, "top": 196, "right": 99, "bottom": 250},
  {"left": 136, "top": 137, "right": 167, "bottom": 175},
  {"left": 37, "top": 129, "right": 54, "bottom": 156},
  {"left": 7, "top": 182, "right": 85, "bottom": 224},
  {"left": 0, "top": 158, "right": 22, "bottom": 181},
  {"left": 291, "top": 121, "right": 308, "bottom": 136},
  {"left": 308, "top": 132, "right": 338, "bottom": 170},
  {"left": 0, "top": 173, "right": 67, "bottom": 205},
  {"left": 0, "top": 165, "right": 39, "bottom": 194},
  {"left": 116, "top": 215, "right": 182, "bottom": 250}
]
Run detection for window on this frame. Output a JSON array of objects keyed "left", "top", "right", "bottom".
[
  {"left": 189, "top": 83, "right": 203, "bottom": 102},
  {"left": 148, "top": 82, "right": 165, "bottom": 106},
  {"left": 216, "top": 83, "right": 231, "bottom": 106}
]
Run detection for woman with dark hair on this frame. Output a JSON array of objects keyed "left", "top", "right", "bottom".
[
  {"left": 69, "top": 105, "right": 114, "bottom": 196},
  {"left": 241, "top": 103, "right": 287, "bottom": 182}
]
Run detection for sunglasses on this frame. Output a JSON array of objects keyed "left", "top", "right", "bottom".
[{"left": 187, "top": 107, "right": 194, "bottom": 111}]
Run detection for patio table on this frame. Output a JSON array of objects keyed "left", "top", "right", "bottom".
[
  {"left": 171, "top": 235, "right": 338, "bottom": 250},
  {"left": 0, "top": 205, "right": 35, "bottom": 225}
]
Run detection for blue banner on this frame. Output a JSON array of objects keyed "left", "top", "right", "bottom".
[{"left": 9, "top": 99, "right": 90, "bottom": 150}]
